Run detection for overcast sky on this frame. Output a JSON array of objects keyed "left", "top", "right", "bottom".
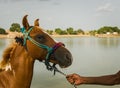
[{"left": 0, "top": 0, "right": 120, "bottom": 30}]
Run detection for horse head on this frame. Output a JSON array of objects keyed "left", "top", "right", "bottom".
[{"left": 21, "top": 15, "right": 73, "bottom": 68}]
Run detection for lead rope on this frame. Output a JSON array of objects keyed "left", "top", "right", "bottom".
[
  {"left": 52, "top": 65, "right": 77, "bottom": 88},
  {"left": 41, "top": 62, "right": 77, "bottom": 88}
]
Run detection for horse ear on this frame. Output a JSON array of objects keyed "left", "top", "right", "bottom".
[
  {"left": 34, "top": 19, "right": 39, "bottom": 26},
  {"left": 22, "top": 15, "right": 30, "bottom": 31}
]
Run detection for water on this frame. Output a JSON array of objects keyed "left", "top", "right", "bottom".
[{"left": 0, "top": 37, "right": 120, "bottom": 88}]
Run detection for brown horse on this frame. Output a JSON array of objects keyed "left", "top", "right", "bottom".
[{"left": 0, "top": 15, "right": 73, "bottom": 88}]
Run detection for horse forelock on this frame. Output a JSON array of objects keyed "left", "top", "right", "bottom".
[{"left": 0, "top": 43, "right": 17, "bottom": 71}]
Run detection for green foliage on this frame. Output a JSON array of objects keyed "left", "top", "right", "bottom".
[
  {"left": 10, "top": 23, "right": 21, "bottom": 32},
  {"left": 55, "top": 28, "right": 67, "bottom": 35},
  {"left": 112, "top": 27, "right": 120, "bottom": 33},
  {"left": 89, "top": 30, "right": 97, "bottom": 35},
  {"left": 60, "top": 30, "right": 68, "bottom": 35},
  {"left": 77, "top": 29, "right": 84, "bottom": 34},
  {"left": 46, "top": 30, "right": 53, "bottom": 35},
  {"left": 97, "top": 26, "right": 120, "bottom": 34},
  {"left": 55, "top": 28, "right": 62, "bottom": 34},
  {"left": 66, "top": 27, "right": 74, "bottom": 34},
  {"left": 71, "top": 31, "right": 77, "bottom": 35},
  {"left": 66, "top": 27, "right": 84, "bottom": 35},
  {"left": 54, "top": 27, "right": 84, "bottom": 35},
  {"left": 0, "top": 28, "right": 6, "bottom": 34}
]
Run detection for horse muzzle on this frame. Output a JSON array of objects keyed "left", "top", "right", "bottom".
[{"left": 53, "top": 46, "right": 73, "bottom": 68}]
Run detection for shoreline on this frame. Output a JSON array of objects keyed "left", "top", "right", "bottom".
[
  {"left": 0, "top": 33, "right": 120, "bottom": 39},
  {"left": 51, "top": 34, "right": 90, "bottom": 38}
]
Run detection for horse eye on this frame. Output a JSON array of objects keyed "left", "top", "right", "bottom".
[
  {"left": 38, "top": 36, "right": 43, "bottom": 39},
  {"left": 35, "top": 35, "right": 45, "bottom": 43}
]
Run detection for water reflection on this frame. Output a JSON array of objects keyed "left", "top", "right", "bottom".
[
  {"left": 0, "top": 39, "right": 6, "bottom": 48},
  {"left": 97, "top": 37, "right": 120, "bottom": 48}
]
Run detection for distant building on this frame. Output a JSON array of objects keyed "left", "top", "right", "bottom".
[
  {"left": 106, "top": 32, "right": 110, "bottom": 35},
  {"left": 113, "top": 32, "right": 118, "bottom": 35}
]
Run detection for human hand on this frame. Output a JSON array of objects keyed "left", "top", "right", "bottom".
[{"left": 66, "top": 73, "right": 84, "bottom": 85}]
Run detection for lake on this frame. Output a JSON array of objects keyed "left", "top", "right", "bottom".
[{"left": 0, "top": 37, "right": 120, "bottom": 88}]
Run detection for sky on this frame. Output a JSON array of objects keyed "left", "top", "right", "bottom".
[{"left": 0, "top": 0, "right": 120, "bottom": 30}]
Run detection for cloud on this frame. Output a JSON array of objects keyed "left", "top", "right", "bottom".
[{"left": 96, "top": 3, "right": 113, "bottom": 13}]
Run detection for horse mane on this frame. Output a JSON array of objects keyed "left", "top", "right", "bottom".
[
  {"left": 0, "top": 43, "right": 17, "bottom": 71},
  {"left": 0, "top": 36, "right": 24, "bottom": 72}
]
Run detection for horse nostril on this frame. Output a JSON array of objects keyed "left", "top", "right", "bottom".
[
  {"left": 65, "top": 53, "right": 72, "bottom": 63},
  {"left": 66, "top": 54, "right": 70, "bottom": 60}
]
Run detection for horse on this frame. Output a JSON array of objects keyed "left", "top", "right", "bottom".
[{"left": 0, "top": 15, "right": 73, "bottom": 88}]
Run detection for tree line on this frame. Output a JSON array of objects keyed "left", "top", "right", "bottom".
[
  {"left": 36, "top": 26, "right": 120, "bottom": 35},
  {"left": 47, "top": 27, "right": 84, "bottom": 35},
  {"left": 89, "top": 26, "right": 120, "bottom": 35},
  {"left": 0, "top": 23, "right": 20, "bottom": 34},
  {"left": 0, "top": 23, "right": 120, "bottom": 35}
]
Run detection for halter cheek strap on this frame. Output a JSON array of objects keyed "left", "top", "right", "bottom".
[{"left": 21, "top": 27, "right": 64, "bottom": 70}]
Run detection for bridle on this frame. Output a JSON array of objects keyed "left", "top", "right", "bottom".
[{"left": 21, "top": 27, "right": 64, "bottom": 71}]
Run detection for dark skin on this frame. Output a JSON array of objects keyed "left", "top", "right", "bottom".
[{"left": 66, "top": 71, "right": 120, "bottom": 86}]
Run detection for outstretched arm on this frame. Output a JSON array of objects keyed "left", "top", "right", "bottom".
[{"left": 66, "top": 71, "right": 120, "bottom": 85}]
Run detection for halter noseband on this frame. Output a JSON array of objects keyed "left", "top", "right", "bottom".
[{"left": 21, "top": 27, "right": 64, "bottom": 71}]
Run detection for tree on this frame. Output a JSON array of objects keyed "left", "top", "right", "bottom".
[
  {"left": 10, "top": 23, "right": 21, "bottom": 32},
  {"left": 89, "top": 30, "right": 97, "bottom": 35},
  {"left": 60, "top": 30, "right": 68, "bottom": 35},
  {"left": 55, "top": 28, "right": 68, "bottom": 35},
  {"left": 77, "top": 29, "right": 84, "bottom": 34},
  {"left": 46, "top": 30, "right": 53, "bottom": 35},
  {"left": 97, "top": 26, "right": 120, "bottom": 34},
  {"left": 66, "top": 27, "right": 74, "bottom": 34},
  {"left": 55, "top": 28, "right": 62, "bottom": 34},
  {"left": 112, "top": 27, "right": 120, "bottom": 33},
  {"left": 0, "top": 28, "right": 6, "bottom": 34}
]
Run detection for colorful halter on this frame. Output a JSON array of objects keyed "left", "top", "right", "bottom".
[
  {"left": 21, "top": 27, "right": 64, "bottom": 71},
  {"left": 21, "top": 27, "right": 77, "bottom": 88}
]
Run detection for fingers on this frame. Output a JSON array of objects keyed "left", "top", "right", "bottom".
[
  {"left": 74, "top": 80, "right": 81, "bottom": 85},
  {"left": 66, "top": 74, "right": 75, "bottom": 84},
  {"left": 66, "top": 73, "right": 82, "bottom": 85},
  {"left": 66, "top": 74, "right": 78, "bottom": 84}
]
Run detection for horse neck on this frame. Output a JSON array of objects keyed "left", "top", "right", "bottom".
[{"left": 10, "top": 44, "right": 35, "bottom": 87}]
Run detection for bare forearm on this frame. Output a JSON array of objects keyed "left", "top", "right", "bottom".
[{"left": 82, "top": 71, "right": 120, "bottom": 85}]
